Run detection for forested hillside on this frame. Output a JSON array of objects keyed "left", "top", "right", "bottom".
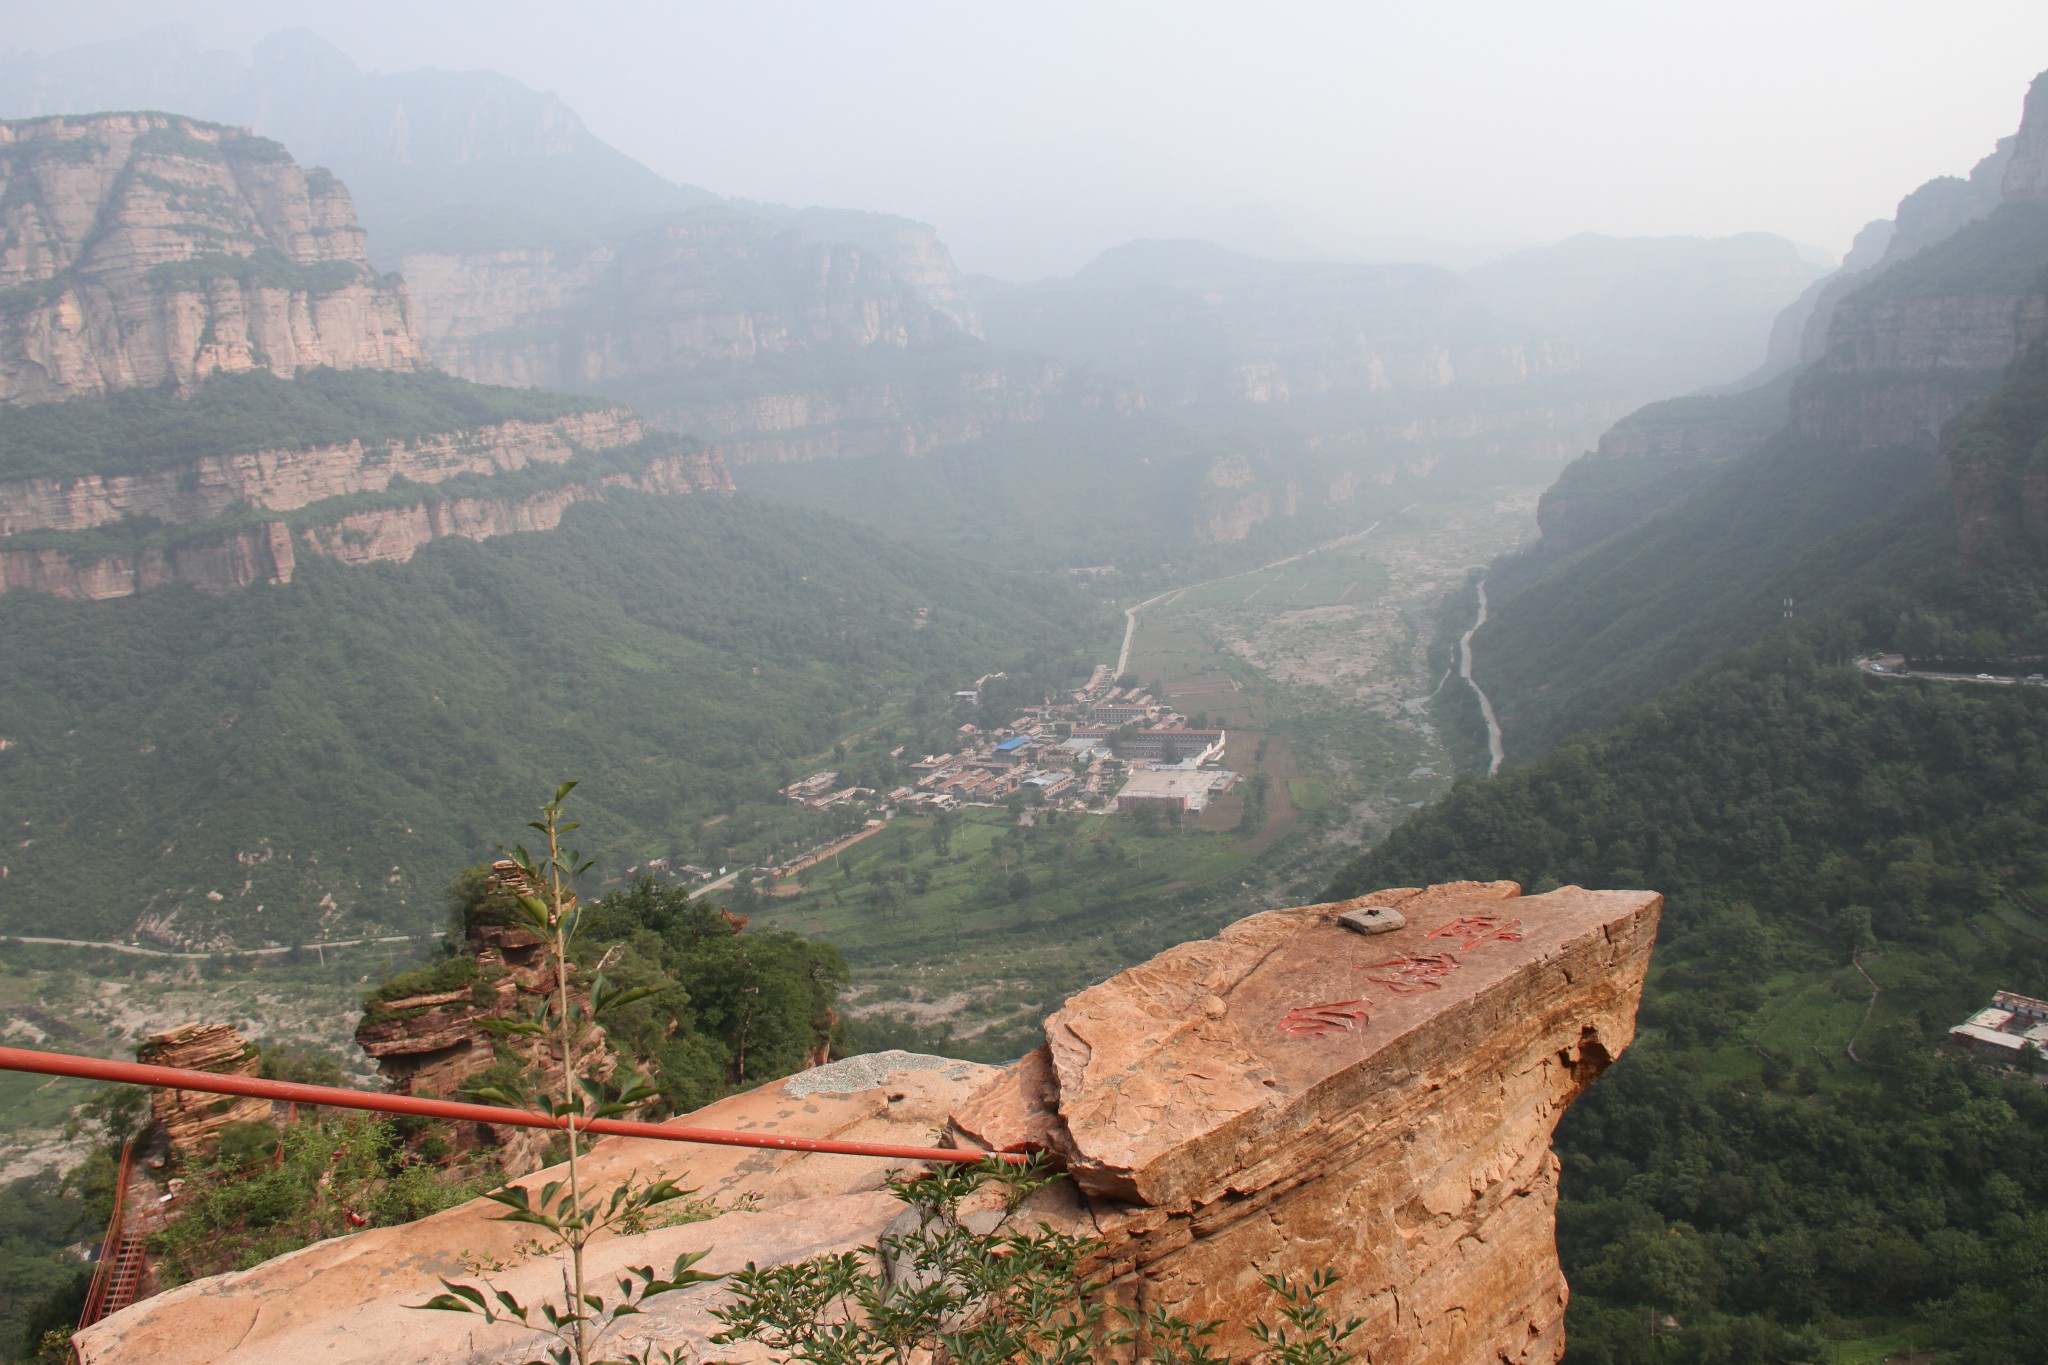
[
  {"left": 0, "top": 492, "right": 1109, "bottom": 947},
  {"left": 1467, "top": 122, "right": 2048, "bottom": 760},
  {"left": 1323, "top": 159, "right": 2048, "bottom": 1358}
]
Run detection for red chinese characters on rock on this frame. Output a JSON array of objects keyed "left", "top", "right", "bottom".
[
  {"left": 1427, "top": 915, "right": 1525, "bottom": 951},
  {"left": 1359, "top": 953, "right": 1462, "bottom": 994},
  {"left": 1277, "top": 999, "right": 1375, "bottom": 1037},
  {"left": 1278, "top": 914, "right": 1526, "bottom": 1039}
]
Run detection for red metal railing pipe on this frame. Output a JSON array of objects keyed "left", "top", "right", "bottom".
[{"left": 0, "top": 1046, "right": 1014, "bottom": 1166}]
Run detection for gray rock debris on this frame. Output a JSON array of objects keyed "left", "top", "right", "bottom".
[{"left": 782, "top": 1049, "right": 979, "bottom": 1097}]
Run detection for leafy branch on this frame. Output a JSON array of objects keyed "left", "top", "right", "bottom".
[{"left": 412, "top": 783, "right": 721, "bottom": 1365}]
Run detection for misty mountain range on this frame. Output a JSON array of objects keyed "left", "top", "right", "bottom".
[{"left": 3, "top": 22, "right": 1831, "bottom": 407}]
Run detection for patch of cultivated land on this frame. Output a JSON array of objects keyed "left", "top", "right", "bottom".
[{"left": 1139, "top": 484, "right": 1541, "bottom": 857}]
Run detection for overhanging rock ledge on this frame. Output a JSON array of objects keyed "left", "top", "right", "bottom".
[{"left": 74, "top": 880, "right": 1659, "bottom": 1365}]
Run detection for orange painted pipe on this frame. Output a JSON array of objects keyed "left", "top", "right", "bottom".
[{"left": 0, "top": 1045, "right": 1014, "bottom": 1165}]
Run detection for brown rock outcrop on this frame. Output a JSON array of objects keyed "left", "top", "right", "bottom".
[
  {"left": 135, "top": 1024, "right": 271, "bottom": 1157},
  {"left": 78, "top": 881, "right": 1659, "bottom": 1365},
  {"left": 353, "top": 864, "right": 618, "bottom": 1172},
  {"left": 0, "top": 113, "right": 424, "bottom": 402}
]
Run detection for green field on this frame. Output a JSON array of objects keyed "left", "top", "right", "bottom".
[{"left": 750, "top": 806, "right": 1259, "bottom": 1055}]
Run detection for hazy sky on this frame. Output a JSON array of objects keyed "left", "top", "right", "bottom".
[{"left": 6, "top": 1, "right": 2047, "bottom": 277}]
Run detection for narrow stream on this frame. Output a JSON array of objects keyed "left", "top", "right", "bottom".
[{"left": 1459, "top": 578, "right": 1506, "bottom": 775}]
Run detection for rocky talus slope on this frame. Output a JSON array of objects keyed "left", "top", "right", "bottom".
[
  {"left": 74, "top": 880, "right": 1660, "bottom": 1365},
  {"left": 0, "top": 112, "right": 424, "bottom": 401}
]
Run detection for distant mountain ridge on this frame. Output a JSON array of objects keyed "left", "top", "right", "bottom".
[
  {"left": 1467, "top": 232, "right": 1831, "bottom": 396},
  {"left": 1457, "top": 68, "right": 2048, "bottom": 761},
  {"left": 3, "top": 27, "right": 1839, "bottom": 571},
  {"left": 0, "top": 25, "right": 718, "bottom": 259}
]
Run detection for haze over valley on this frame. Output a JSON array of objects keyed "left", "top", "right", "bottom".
[{"left": 4, "top": 9, "right": 2048, "bottom": 1364}]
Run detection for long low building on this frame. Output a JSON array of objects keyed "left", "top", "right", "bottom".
[
  {"left": 1116, "top": 767, "right": 1236, "bottom": 814},
  {"left": 1115, "top": 728, "right": 1226, "bottom": 764}
]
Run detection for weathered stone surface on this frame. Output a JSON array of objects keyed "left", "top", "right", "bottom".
[
  {"left": 135, "top": 1024, "right": 271, "bottom": 1157},
  {"left": 77, "top": 883, "right": 1659, "bottom": 1365},
  {"left": 1338, "top": 903, "right": 1407, "bottom": 935},
  {"left": 1012, "top": 882, "right": 1659, "bottom": 1363},
  {"left": 0, "top": 113, "right": 424, "bottom": 402},
  {"left": 74, "top": 1052, "right": 994, "bottom": 1365}
]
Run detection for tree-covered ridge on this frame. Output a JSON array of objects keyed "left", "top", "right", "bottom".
[
  {"left": 0, "top": 491, "right": 1111, "bottom": 946},
  {"left": 0, "top": 369, "right": 607, "bottom": 482},
  {"left": 1469, "top": 425, "right": 1952, "bottom": 759},
  {"left": 1945, "top": 337, "right": 2048, "bottom": 575},
  {"left": 1330, "top": 636, "right": 2048, "bottom": 1362},
  {"left": 571, "top": 875, "right": 847, "bottom": 1113}
]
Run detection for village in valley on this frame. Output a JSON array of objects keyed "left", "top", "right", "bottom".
[{"left": 767, "top": 663, "right": 1240, "bottom": 880}]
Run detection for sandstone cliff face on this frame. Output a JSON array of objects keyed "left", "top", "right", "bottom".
[
  {"left": 1769, "top": 73, "right": 2048, "bottom": 455},
  {"left": 1786, "top": 114, "right": 2048, "bottom": 457},
  {"left": 1792, "top": 279, "right": 2048, "bottom": 454},
  {"left": 0, "top": 390, "right": 730, "bottom": 600},
  {"left": 0, "top": 113, "right": 424, "bottom": 401},
  {"left": 399, "top": 210, "right": 971, "bottom": 388},
  {"left": 391, "top": 210, "right": 1067, "bottom": 470},
  {"left": 135, "top": 1024, "right": 271, "bottom": 1157},
  {"left": 0, "top": 408, "right": 646, "bottom": 535},
  {"left": 355, "top": 874, "right": 616, "bottom": 1173},
  {"left": 0, "top": 447, "right": 729, "bottom": 600},
  {"left": 75, "top": 880, "right": 1660, "bottom": 1365},
  {"left": 2004, "top": 72, "right": 2048, "bottom": 203}
]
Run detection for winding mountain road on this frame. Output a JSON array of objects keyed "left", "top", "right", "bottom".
[{"left": 0, "top": 933, "right": 429, "bottom": 961}]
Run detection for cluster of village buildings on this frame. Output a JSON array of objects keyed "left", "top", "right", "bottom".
[
  {"left": 1949, "top": 989, "right": 2048, "bottom": 1064},
  {"left": 782, "top": 664, "right": 1240, "bottom": 827}
]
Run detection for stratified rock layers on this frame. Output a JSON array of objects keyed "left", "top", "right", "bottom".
[
  {"left": 0, "top": 113, "right": 424, "bottom": 401},
  {"left": 955, "top": 881, "right": 1662, "bottom": 1362},
  {"left": 0, "top": 406, "right": 731, "bottom": 599},
  {"left": 75, "top": 882, "right": 1659, "bottom": 1365},
  {"left": 135, "top": 1024, "right": 270, "bottom": 1157}
]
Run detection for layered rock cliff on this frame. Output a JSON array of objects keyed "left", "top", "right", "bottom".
[
  {"left": 74, "top": 880, "right": 1661, "bottom": 1365},
  {"left": 0, "top": 407, "right": 647, "bottom": 535},
  {"left": 399, "top": 209, "right": 972, "bottom": 389},
  {"left": 0, "top": 443, "right": 729, "bottom": 600},
  {"left": 0, "top": 389, "right": 730, "bottom": 600},
  {"left": 0, "top": 112, "right": 425, "bottom": 401},
  {"left": 135, "top": 1024, "right": 271, "bottom": 1157},
  {"left": 390, "top": 207, "right": 1082, "bottom": 469},
  {"left": 1536, "top": 66, "right": 2048, "bottom": 569}
]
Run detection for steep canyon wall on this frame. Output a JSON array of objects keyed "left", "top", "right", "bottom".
[{"left": 0, "top": 112, "right": 424, "bottom": 401}]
